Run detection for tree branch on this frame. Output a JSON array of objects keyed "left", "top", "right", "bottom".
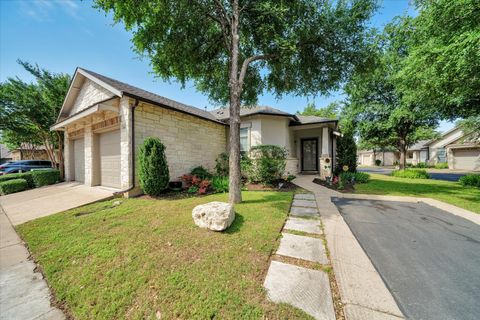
[{"left": 238, "top": 54, "right": 272, "bottom": 86}]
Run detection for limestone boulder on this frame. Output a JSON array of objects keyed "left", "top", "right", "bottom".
[{"left": 192, "top": 201, "right": 235, "bottom": 231}]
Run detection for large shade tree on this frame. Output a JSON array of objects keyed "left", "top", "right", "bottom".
[
  {"left": 94, "top": 0, "right": 377, "bottom": 203},
  {"left": 297, "top": 101, "right": 340, "bottom": 120},
  {"left": 345, "top": 18, "right": 439, "bottom": 169},
  {"left": 0, "top": 61, "right": 70, "bottom": 176}
]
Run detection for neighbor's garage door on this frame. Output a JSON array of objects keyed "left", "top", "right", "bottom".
[
  {"left": 73, "top": 138, "right": 85, "bottom": 183},
  {"left": 452, "top": 148, "right": 480, "bottom": 170},
  {"left": 99, "top": 130, "right": 121, "bottom": 188}
]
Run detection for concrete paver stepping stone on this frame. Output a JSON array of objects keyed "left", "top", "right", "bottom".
[
  {"left": 276, "top": 233, "right": 328, "bottom": 264},
  {"left": 264, "top": 261, "right": 335, "bottom": 320},
  {"left": 294, "top": 193, "right": 315, "bottom": 200},
  {"left": 292, "top": 199, "right": 317, "bottom": 208},
  {"left": 284, "top": 217, "right": 322, "bottom": 235},
  {"left": 290, "top": 206, "right": 319, "bottom": 218}
]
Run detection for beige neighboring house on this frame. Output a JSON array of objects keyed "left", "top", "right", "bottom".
[
  {"left": 10, "top": 144, "right": 51, "bottom": 161},
  {"left": 51, "top": 68, "right": 338, "bottom": 196},
  {"left": 0, "top": 144, "right": 13, "bottom": 164},
  {"left": 358, "top": 127, "right": 480, "bottom": 170}
]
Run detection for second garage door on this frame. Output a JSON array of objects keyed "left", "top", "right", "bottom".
[
  {"left": 452, "top": 148, "right": 480, "bottom": 170},
  {"left": 73, "top": 138, "right": 85, "bottom": 183},
  {"left": 99, "top": 130, "right": 121, "bottom": 188}
]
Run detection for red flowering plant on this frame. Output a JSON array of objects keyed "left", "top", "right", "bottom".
[{"left": 180, "top": 174, "right": 211, "bottom": 195}]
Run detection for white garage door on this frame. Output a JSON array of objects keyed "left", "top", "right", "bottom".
[
  {"left": 453, "top": 149, "right": 480, "bottom": 171},
  {"left": 99, "top": 130, "right": 121, "bottom": 188},
  {"left": 73, "top": 138, "right": 85, "bottom": 183}
]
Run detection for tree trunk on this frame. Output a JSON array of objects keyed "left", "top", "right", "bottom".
[
  {"left": 228, "top": 0, "right": 242, "bottom": 204},
  {"left": 399, "top": 139, "right": 407, "bottom": 170}
]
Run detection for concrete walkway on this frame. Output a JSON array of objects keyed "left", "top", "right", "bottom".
[
  {"left": 0, "top": 182, "right": 115, "bottom": 320},
  {"left": 264, "top": 193, "right": 336, "bottom": 320},
  {"left": 292, "top": 175, "right": 404, "bottom": 320}
]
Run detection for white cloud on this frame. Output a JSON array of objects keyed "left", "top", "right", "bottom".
[{"left": 19, "top": 0, "right": 83, "bottom": 22}]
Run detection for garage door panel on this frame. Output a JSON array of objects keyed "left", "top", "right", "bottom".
[
  {"left": 453, "top": 149, "right": 480, "bottom": 171},
  {"left": 73, "top": 138, "right": 85, "bottom": 183},
  {"left": 99, "top": 130, "right": 121, "bottom": 188}
]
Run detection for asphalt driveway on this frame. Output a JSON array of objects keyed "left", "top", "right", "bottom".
[
  {"left": 358, "top": 167, "right": 471, "bottom": 182},
  {"left": 333, "top": 198, "right": 480, "bottom": 320}
]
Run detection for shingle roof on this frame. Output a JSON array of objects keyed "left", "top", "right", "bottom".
[
  {"left": 210, "top": 106, "right": 295, "bottom": 120},
  {"left": 409, "top": 140, "right": 430, "bottom": 151},
  {"left": 78, "top": 68, "right": 224, "bottom": 124},
  {"left": 293, "top": 115, "right": 337, "bottom": 125}
]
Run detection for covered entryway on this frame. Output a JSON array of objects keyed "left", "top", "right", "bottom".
[
  {"left": 301, "top": 138, "right": 318, "bottom": 171},
  {"left": 99, "top": 130, "right": 121, "bottom": 188},
  {"left": 452, "top": 148, "right": 480, "bottom": 170},
  {"left": 73, "top": 138, "right": 85, "bottom": 183}
]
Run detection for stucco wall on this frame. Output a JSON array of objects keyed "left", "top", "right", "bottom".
[
  {"left": 260, "top": 116, "right": 292, "bottom": 154},
  {"left": 134, "top": 102, "right": 227, "bottom": 181},
  {"left": 70, "top": 79, "right": 113, "bottom": 115}
]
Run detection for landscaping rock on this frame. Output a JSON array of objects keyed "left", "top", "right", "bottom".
[{"left": 192, "top": 201, "right": 235, "bottom": 231}]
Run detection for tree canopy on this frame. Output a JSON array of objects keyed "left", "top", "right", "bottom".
[
  {"left": 0, "top": 61, "right": 70, "bottom": 173},
  {"left": 94, "top": 0, "right": 377, "bottom": 202},
  {"left": 297, "top": 101, "right": 340, "bottom": 120},
  {"left": 344, "top": 18, "right": 439, "bottom": 169}
]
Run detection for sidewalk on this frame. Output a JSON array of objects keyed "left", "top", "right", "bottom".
[
  {"left": 293, "top": 175, "right": 404, "bottom": 320},
  {"left": 0, "top": 206, "right": 65, "bottom": 320}
]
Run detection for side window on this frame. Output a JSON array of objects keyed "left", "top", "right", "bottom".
[
  {"left": 240, "top": 127, "right": 250, "bottom": 152},
  {"left": 407, "top": 152, "right": 414, "bottom": 159}
]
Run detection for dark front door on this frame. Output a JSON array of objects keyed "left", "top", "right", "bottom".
[{"left": 301, "top": 139, "right": 318, "bottom": 171}]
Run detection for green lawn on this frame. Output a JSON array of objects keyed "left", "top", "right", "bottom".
[
  {"left": 355, "top": 173, "right": 480, "bottom": 214},
  {"left": 18, "top": 191, "right": 312, "bottom": 319}
]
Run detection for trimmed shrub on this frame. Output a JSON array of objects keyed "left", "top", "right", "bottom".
[
  {"left": 391, "top": 169, "right": 430, "bottom": 179},
  {"left": 212, "top": 176, "right": 229, "bottom": 193},
  {"left": 335, "top": 132, "right": 357, "bottom": 174},
  {"left": 31, "top": 169, "right": 60, "bottom": 187},
  {"left": 246, "top": 145, "right": 287, "bottom": 185},
  {"left": 138, "top": 137, "right": 170, "bottom": 196},
  {"left": 0, "top": 172, "right": 34, "bottom": 189},
  {"left": 459, "top": 174, "right": 480, "bottom": 188},
  {"left": 190, "top": 166, "right": 212, "bottom": 180},
  {"left": 375, "top": 159, "right": 381, "bottom": 166},
  {"left": 0, "top": 178, "right": 28, "bottom": 195},
  {"left": 339, "top": 171, "right": 370, "bottom": 184},
  {"left": 215, "top": 152, "right": 229, "bottom": 176},
  {"left": 434, "top": 162, "right": 449, "bottom": 169}
]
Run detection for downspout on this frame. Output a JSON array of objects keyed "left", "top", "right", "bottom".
[{"left": 115, "top": 99, "right": 140, "bottom": 196}]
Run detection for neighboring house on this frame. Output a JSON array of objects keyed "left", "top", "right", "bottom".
[
  {"left": 10, "top": 144, "right": 51, "bottom": 161},
  {"left": 357, "top": 127, "right": 480, "bottom": 170},
  {"left": 0, "top": 144, "right": 13, "bottom": 164},
  {"left": 51, "top": 68, "right": 338, "bottom": 196}
]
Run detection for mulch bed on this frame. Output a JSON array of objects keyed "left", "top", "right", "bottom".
[
  {"left": 313, "top": 178, "right": 355, "bottom": 193},
  {"left": 245, "top": 180, "right": 298, "bottom": 192}
]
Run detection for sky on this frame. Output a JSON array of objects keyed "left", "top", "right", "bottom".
[{"left": 0, "top": 0, "right": 453, "bottom": 132}]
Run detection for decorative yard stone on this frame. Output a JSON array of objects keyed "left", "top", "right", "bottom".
[{"left": 192, "top": 201, "right": 235, "bottom": 231}]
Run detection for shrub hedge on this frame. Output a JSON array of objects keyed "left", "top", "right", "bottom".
[
  {"left": 0, "top": 172, "right": 34, "bottom": 189},
  {"left": 391, "top": 169, "right": 430, "bottom": 179},
  {"left": 0, "top": 178, "right": 28, "bottom": 195},
  {"left": 340, "top": 171, "right": 370, "bottom": 184},
  {"left": 246, "top": 145, "right": 287, "bottom": 185},
  {"left": 459, "top": 174, "right": 480, "bottom": 188},
  {"left": 190, "top": 166, "right": 212, "bottom": 180},
  {"left": 212, "top": 176, "right": 229, "bottom": 193},
  {"left": 434, "top": 162, "right": 449, "bottom": 169},
  {"left": 31, "top": 169, "right": 60, "bottom": 187}
]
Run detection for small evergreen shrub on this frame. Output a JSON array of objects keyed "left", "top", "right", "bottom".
[
  {"left": 31, "top": 169, "right": 60, "bottom": 187},
  {"left": 0, "top": 178, "right": 28, "bottom": 195},
  {"left": 459, "top": 174, "right": 480, "bottom": 188},
  {"left": 246, "top": 145, "right": 287, "bottom": 185},
  {"left": 212, "top": 176, "right": 229, "bottom": 193},
  {"left": 190, "top": 166, "right": 212, "bottom": 180},
  {"left": 434, "top": 162, "right": 449, "bottom": 169},
  {"left": 0, "top": 172, "right": 34, "bottom": 189},
  {"left": 392, "top": 169, "right": 430, "bottom": 179},
  {"left": 375, "top": 159, "right": 381, "bottom": 166},
  {"left": 335, "top": 132, "right": 357, "bottom": 174},
  {"left": 215, "top": 152, "right": 229, "bottom": 176},
  {"left": 138, "top": 137, "right": 170, "bottom": 196},
  {"left": 339, "top": 171, "right": 370, "bottom": 184}
]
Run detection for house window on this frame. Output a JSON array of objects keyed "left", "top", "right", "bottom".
[
  {"left": 240, "top": 127, "right": 249, "bottom": 152},
  {"left": 407, "top": 152, "right": 414, "bottom": 159}
]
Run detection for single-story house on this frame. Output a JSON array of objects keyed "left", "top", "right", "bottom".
[
  {"left": 357, "top": 127, "right": 480, "bottom": 170},
  {"left": 51, "top": 68, "right": 338, "bottom": 196},
  {"left": 9, "top": 144, "right": 53, "bottom": 162},
  {"left": 0, "top": 144, "right": 12, "bottom": 164}
]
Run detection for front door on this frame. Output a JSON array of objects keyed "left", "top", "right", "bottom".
[{"left": 301, "top": 139, "right": 318, "bottom": 171}]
